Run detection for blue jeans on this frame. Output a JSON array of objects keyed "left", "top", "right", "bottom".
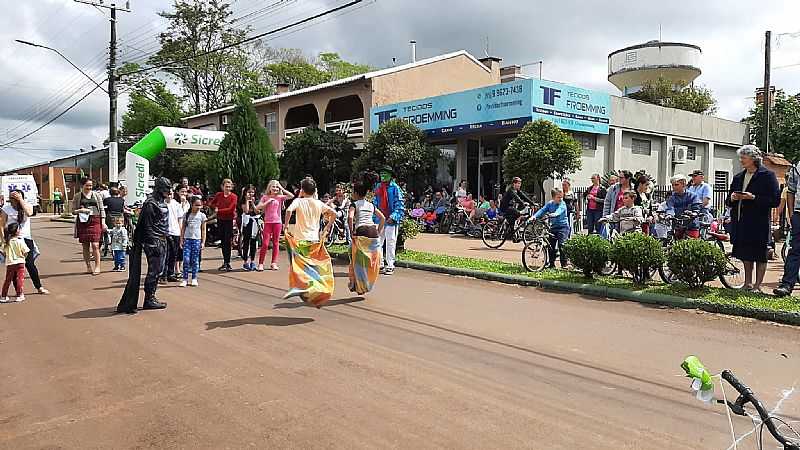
[
  {"left": 113, "top": 250, "right": 126, "bottom": 269},
  {"left": 548, "top": 226, "right": 569, "bottom": 268},
  {"left": 182, "top": 239, "right": 202, "bottom": 281},
  {"left": 780, "top": 212, "right": 800, "bottom": 289},
  {"left": 586, "top": 209, "right": 603, "bottom": 234}
]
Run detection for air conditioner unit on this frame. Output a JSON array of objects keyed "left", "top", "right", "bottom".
[
  {"left": 672, "top": 145, "right": 688, "bottom": 164},
  {"left": 221, "top": 115, "right": 229, "bottom": 125}
]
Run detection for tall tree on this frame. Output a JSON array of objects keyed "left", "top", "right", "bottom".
[
  {"left": 151, "top": 0, "right": 256, "bottom": 114},
  {"left": 119, "top": 63, "right": 185, "bottom": 180},
  {"left": 214, "top": 93, "right": 279, "bottom": 190},
  {"left": 264, "top": 52, "right": 372, "bottom": 91},
  {"left": 503, "top": 119, "right": 582, "bottom": 200},
  {"left": 317, "top": 52, "right": 373, "bottom": 80},
  {"left": 280, "top": 128, "right": 357, "bottom": 194},
  {"left": 743, "top": 90, "right": 800, "bottom": 162},
  {"left": 353, "top": 119, "right": 440, "bottom": 193},
  {"left": 629, "top": 77, "right": 718, "bottom": 114}
]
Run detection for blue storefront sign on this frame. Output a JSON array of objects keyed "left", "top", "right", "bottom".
[
  {"left": 370, "top": 80, "right": 533, "bottom": 137},
  {"left": 532, "top": 79, "right": 610, "bottom": 134},
  {"left": 370, "top": 79, "right": 610, "bottom": 136}
]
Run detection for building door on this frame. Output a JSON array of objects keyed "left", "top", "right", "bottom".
[
  {"left": 480, "top": 162, "right": 499, "bottom": 200},
  {"left": 467, "top": 139, "right": 479, "bottom": 197}
]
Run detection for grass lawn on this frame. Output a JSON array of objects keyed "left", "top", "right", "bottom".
[{"left": 329, "top": 246, "right": 800, "bottom": 314}]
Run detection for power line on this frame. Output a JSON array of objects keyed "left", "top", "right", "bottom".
[
  {"left": 0, "top": 83, "right": 105, "bottom": 148},
  {"left": 122, "top": 0, "right": 364, "bottom": 77}
]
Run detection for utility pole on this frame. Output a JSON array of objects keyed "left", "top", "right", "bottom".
[
  {"left": 74, "top": 0, "right": 130, "bottom": 186},
  {"left": 763, "top": 30, "right": 771, "bottom": 153}
]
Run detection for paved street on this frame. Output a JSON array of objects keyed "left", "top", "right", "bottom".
[{"left": 2, "top": 219, "right": 800, "bottom": 449}]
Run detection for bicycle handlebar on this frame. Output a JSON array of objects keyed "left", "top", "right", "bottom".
[{"left": 720, "top": 370, "right": 800, "bottom": 449}]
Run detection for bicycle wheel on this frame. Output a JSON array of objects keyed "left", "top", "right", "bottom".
[
  {"left": 482, "top": 219, "right": 507, "bottom": 249},
  {"left": 439, "top": 212, "right": 453, "bottom": 234},
  {"left": 324, "top": 227, "right": 337, "bottom": 248},
  {"left": 782, "top": 240, "right": 790, "bottom": 262},
  {"left": 719, "top": 252, "right": 746, "bottom": 289},
  {"left": 522, "top": 239, "right": 549, "bottom": 272},
  {"left": 658, "top": 240, "right": 675, "bottom": 284},
  {"left": 521, "top": 221, "right": 541, "bottom": 245}
]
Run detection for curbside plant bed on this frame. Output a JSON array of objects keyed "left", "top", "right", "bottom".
[{"left": 329, "top": 246, "right": 800, "bottom": 327}]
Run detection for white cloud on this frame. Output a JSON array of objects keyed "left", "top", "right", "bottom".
[{"left": 1, "top": 0, "right": 799, "bottom": 170}]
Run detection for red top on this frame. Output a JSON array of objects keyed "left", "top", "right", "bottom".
[
  {"left": 210, "top": 192, "right": 238, "bottom": 220},
  {"left": 587, "top": 185, "right": 600, "bottom": 210}
]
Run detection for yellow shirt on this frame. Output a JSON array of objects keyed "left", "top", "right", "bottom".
[{"left": 4, "top": 237, "right": 28, "bottom": 265}]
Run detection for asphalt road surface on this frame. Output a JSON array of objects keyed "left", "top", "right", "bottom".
[{"left": 2, "top": 220, "right": 800, "bottom": 449}]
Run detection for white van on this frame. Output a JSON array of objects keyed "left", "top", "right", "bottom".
[{"left": 1, "top": 175, "right": 40, "bottom": 207}]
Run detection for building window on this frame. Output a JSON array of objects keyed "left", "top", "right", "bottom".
[
  {"left": 631, "top": 138, "right": 651, "bottom": 156},
  {"left": 715, "top": 171, "right": 729, "bottom": 189},
  {"left": 572, "top": 133, "right": 597, "bottom": 151},
  {"left": 264, "top": 112, "right": 277, "bottom": 135},
  {"left": 686, "top": 146, "right": 697, "bottom": 160}
]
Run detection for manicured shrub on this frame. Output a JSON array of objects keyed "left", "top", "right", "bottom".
[
  {"left": 610, "top": 233, "right": 665, "bottom": 284},
  {"left": 397, "top": 216, "right": 423, "bottom": 250},
  {"left": 666, "top": 239, "right": 726, "bottom": 288},
  {"left": 563, "top": 234, "right": 611, "bottom": 278}
]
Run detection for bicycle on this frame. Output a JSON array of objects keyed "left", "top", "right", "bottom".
[
  {"left": 324, "top": 212, "right": 349, "bottom": 248},
  {"left": 521, "top": 217, "right": 552, "bottom": 272},
  {"left": 597, "top": 217, "right": 657, "bottom": 283},
  {"left": 481, "top": 204, "right": 539, "bottom": 249},
  {"left": 655, "top": 211, "right": 745, "bottom": 289},
  {"left": 680, "top": 356, "right": 800, "bottom": 449}
]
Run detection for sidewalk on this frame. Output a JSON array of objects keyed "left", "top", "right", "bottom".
[{"left": 405, "top": 232, "right": 788, "bottom": 291}]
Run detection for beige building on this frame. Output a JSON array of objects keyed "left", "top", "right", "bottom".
[{"left": 183, "top": 51, "right": 501, "bottom": 152}]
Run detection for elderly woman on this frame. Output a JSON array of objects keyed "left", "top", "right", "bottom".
[{"left": 726, "top": 145, "right": 780, "bottom": 293}]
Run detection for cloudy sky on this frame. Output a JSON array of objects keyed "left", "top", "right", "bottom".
[{"left": 1, "top": 0, "right": 799, "bottom": 171}]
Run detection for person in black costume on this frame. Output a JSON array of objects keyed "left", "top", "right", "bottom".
[{"left": 116, "top": 177, "right": 171, "bottom": 314}]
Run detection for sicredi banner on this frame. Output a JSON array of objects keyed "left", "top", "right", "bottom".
[
  {"left": 371, "top": 80, "right": 533, "bottom": 137},
  {"left": 371, "top": 79, "right": 610, "bottom": 135},
  {"left": 124, "top": 126, "right": 226, "bottom": 205},
  {"left": 0, "top": 175, "right": 39, "bottom": 206}
]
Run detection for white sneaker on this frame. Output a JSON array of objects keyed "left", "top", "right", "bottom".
[
  {"left": 179, "top": 280, "right": 188, "bottom": 287},
  {"left": 0, "top": 297, "right": 10, "bottom": 303},
  {"left": 37, "top": 287, "right": 50, "bottom": 295},
  {"left": 383, "top": 267, "right": 395, "bottom": 276},
  {"left": 190, "top": 279, "right": 198, "bottom": 287},
  {"left": 15, "top": 295, "right": 25, "bottom": 302}
]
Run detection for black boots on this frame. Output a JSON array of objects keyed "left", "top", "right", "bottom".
[{"left": 143, "top": 296, "right": 167, "bottom": 310}]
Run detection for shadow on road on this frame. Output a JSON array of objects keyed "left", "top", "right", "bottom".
[
  {"left": 64, "top": 307, "right": 118, "bottom": 319},
  {"left": 205, "top": 316, "right": 313, "bottom": 330},
  {"left": 40, "top": 272, "right": 93, "bottom": 279},
  {"left": 273, "top": 296, "right": 364, "bottom": 309}
]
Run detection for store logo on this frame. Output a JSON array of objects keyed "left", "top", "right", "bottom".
[
  {"left": 174, "top": 132, "right": 188, "bottom": 145},
  {"left": 540, "top": 86, "right": 561, "bottom": 106},
  {"left": 374, "top": 108, "right": 397, "bottom": 125}
]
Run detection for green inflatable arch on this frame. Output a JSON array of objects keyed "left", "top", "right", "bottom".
[{"left": 125, "top": 126, "right": 226, "bottom": 204}]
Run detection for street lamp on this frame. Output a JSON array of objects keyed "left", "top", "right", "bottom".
[{"left": 14, "top": 40, "right": 107, "bottom": 93}]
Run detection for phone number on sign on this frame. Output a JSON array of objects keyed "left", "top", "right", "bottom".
[{"left": 482, "top": 84, "right": 524, "bottom": 99}]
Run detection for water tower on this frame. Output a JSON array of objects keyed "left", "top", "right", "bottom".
[{"left": 608, "top": 41, "right": 702, "bottom": 96}]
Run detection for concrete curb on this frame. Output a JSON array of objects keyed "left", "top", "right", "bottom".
[
  {"left": 50, "top": 217, "right": 75, "bottom": 223},
  {"left": 376, "top": 257, "right": 800, "bottom": 327}
]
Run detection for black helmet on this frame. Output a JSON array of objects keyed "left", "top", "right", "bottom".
[{"left": 154, "top": 177, "right": 172, "bottom": 195}]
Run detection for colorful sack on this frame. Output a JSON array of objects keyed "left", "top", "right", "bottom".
[
  {"left": 348, "top": 236, "right": 380, "bottom": 295},
  {"left": 283, "top": 233, "right": 334, "bottom": 307}
]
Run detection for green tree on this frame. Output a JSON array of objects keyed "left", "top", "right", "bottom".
[
  {"left": 743, "top": 90, "right": 800, "bottom": 162},
  {"left": 214, "top": 93, "right": 279, "bottom": 190},
  {"left": 503, "top": 119, "right": 582, "bottom": 200},
  {"left": 629, "top": 77, "right": 717, "bottom": 114},
  {"left": 120, "top": 64, "right": 186, "bottom": 180},
  {"left": 280, "top": 128, "right": 357, "bottom": 194},
  {"left": 264, "top": 60, "right": 328, "bottom": 91},
  {"left": 353, "top": 119, "right": 440, "bottom": 192},
  {"left": 317, "top": 52, "right": 373, "bottom": 80},
  {"left": 151, "top": 0, "right": 258, "bottom": 113}
]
